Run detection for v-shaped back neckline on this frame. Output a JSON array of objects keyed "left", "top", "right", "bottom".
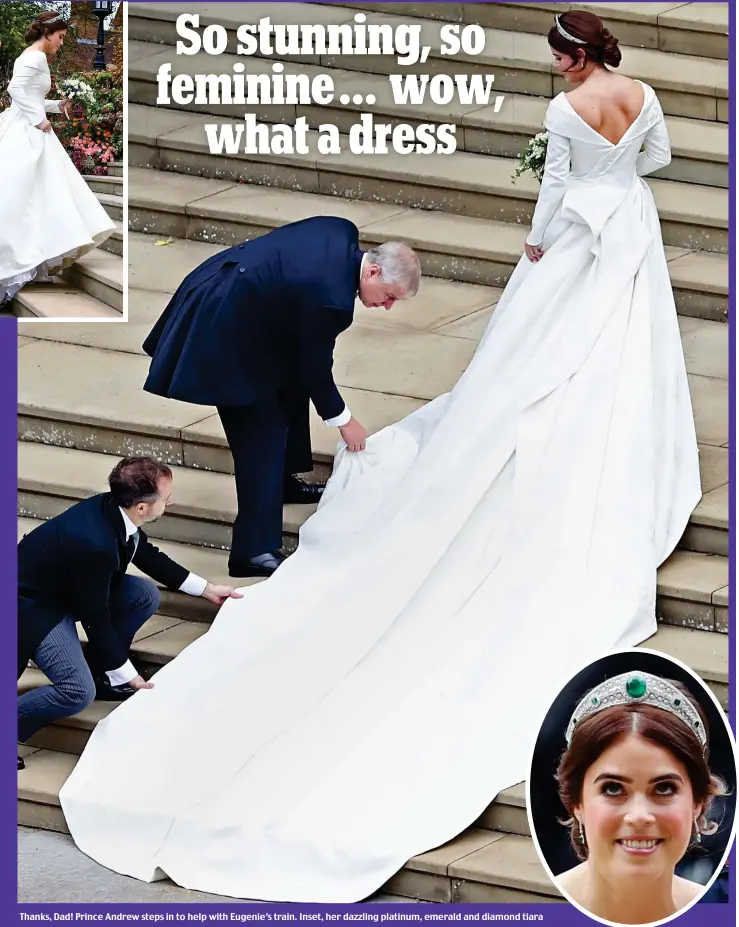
[{"left": 561, "top": 80, "right": 648, "bottom": 147}]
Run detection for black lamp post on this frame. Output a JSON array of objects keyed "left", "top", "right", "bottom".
[{"left": 92, "top": 1, "right": 114, "bottom": 70}]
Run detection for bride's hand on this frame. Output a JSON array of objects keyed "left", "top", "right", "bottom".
[
  {"left": 524, "top": 243, "right": 544, "bottom": 263},
  {"left": 36, "top": 118, "right": 52, "bottom": 132},
  {"left": 60, "top": 100, "right": 73, "bottom": 119}
]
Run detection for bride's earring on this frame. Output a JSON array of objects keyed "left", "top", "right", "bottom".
[
  {"left": 576, "top": 819, "right": 587, "bottom": 846},
  {"left": 694, "top": 819, "right": 702, "bottom": 844}
]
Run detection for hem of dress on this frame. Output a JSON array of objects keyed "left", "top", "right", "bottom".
[{"left": 0, "top": 226, "right": 115, "bottom": 305}]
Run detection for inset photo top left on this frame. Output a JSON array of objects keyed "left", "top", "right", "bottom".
[{"left": 0, "top": 1, "right": 124, "bottom": 320}]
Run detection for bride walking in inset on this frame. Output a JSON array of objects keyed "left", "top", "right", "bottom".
[
  {"left": 0, "top": 11, "right": 115, "bottom": 306},
  {"left": 59, "top": 10, "right": 702, "bottom": 904}
]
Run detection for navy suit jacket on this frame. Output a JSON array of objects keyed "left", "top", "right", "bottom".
[
  {"left": 142, "top": 216, "right": 363, "bottom": 421},
  {"left": 18, "top": 494, "right": 189, "bottom": 678}
]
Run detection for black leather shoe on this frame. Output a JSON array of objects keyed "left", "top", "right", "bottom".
[
  {"left": 18, "top": 756, "right": 25, "bottom": 771},
  {"left": 95, "top": 679, "right": 137, "bottom": 701},
  {"left": 283, "top": 474, "right": 325, "bottom": 504},
  {"left": 229, "top": 551, "right": 286, "bottom": 578}
]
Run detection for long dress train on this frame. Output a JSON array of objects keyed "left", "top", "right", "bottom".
[
  {"left": 0, "top": 50, "right": 115, "bottom": 303},
  {"left": 58, "top": 81, "right": 701, "bottom": 902}
]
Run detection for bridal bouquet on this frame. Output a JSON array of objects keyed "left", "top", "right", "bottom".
[
  {"left": 512, "top": 131, "right": 548, "bottom": 184},
  {"left": 56, "top": 77, "right": 96, "bottom": 107}
]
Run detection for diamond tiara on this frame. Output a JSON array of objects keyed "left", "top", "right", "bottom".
[
  {"left": 565, "top": 671, "right": 708, "bottom": 747},
  {"left": 40, "top": 13, "right": 65, "bottom": 26},
  {"left": 555, "top": 14, "right": 586, "bottom": 45}
]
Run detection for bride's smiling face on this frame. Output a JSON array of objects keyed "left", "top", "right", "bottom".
[{"left": 574, "top": 733, "right": 701, "bottom": 881}]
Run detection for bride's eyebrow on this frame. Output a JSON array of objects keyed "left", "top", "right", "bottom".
[{"left": 593, "top": 773, "right": 684, "bottom": 784}]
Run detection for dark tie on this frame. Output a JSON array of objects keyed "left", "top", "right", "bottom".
[{"left": 125, "top": 531, "right": 139, "bottom": 564}]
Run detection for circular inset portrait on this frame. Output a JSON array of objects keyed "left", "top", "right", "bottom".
[{"left": 527, "top": 648, "right": 736, "bottom": 925}]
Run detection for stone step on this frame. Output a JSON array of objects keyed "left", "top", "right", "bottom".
[
  {"left": 10, "top": 280, "right": 121, "bottom": 321},
  {"left": 99, "top": 221, "right": 124, "bottom": 258},
  {"left": 128, "top": 40, "right": 728, "bottom": 188},
  {"left": 127, "top": 170, "right": 729, "bottom": 322},
  {"left": 17, "top": 259, "right": 728, "bottom": 444},
  {"left": 17, "top": 442, "right": 311, "bottom": 554},
  {"left": 16, "top": 370, "right": 728, "bottom": 587},
  {"left": 16, "top": 608, "right": 729, "bottom": 887},
  {"left": 18, "top": 658, "right": 530, "bottom": 838},
  {"left": 96, "top": 191, "right": 122, "bottom": 223},
  {"left": 330, "top": 2, "right": 730, "bottom": 60},
  {"left": 59, "top": 250, "right": 123, "bottom": 313},
  {"left": 83, "top": 174, "right": 123, "bottom": 198},
  {"left": 17, "top": 261, "right": 727, "bottom": 421},
  {"left": 16, "top": 435, "right": 726, "bottom": 558},
  {"left": 9, "top": 224, "right": 124, "bottom": 319},
  {"left": 108, "top": 161, "right": 124, "bottom": 178},
  {"left": 16, "top": 746, "right": 560, "bottom": 901},
  {"left": 126, "top": 1, "right": 728, "bottom": 121},
  {"left": 16, "top": 506, "right": 729, "bottom": 636},
  {"left": 16, "top": 616, "right": 728, "bottom": 900},
  {"left": 129, "top": 104, "right": 728, "bottom": 254},
  {"left": 22, "top": 611, "right": 729, "bottom": 744},
  {"left": 17, "top": 229, "right": 728, "bottom": 557}
]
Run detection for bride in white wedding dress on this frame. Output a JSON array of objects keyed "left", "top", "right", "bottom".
[
  {"left": 60, "top": 12, "right": 701, "bottom": 902},
  {"left": 0, "top": 11, "right": 115, "bottom": 305}
]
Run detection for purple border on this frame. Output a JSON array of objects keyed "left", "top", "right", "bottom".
[
  {"left": 6, "top": 903, "right": 736, "bottom": 922},
  {"left": 4, "top": 315, "right": 18, "bottom": 916},
  {"left": 727, "top": 0, "right": 736, "bottom": 909},
  {"left": 7, "top": 0, "right": 737, "bottom": 923}
]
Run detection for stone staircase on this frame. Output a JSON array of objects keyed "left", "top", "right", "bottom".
[
  {"left": 17, "top": 1, "right": 729, "bottom": 904},
  {"left": 11, "top": 163, "right": 124, "bottom": 320}
]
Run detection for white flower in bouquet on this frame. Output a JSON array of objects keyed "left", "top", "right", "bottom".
[
  {"left": 512, "top": 131, "right": 548, "bottom": 184},
  {"left": 57, "top": 77, "right": 96, "bottom": 107}
]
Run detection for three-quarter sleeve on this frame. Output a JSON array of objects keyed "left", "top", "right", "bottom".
[
  {"left": 44, "top": 100, "right": 63, "bottom": 114},
  {"left": 526, "top": 130, "right": 571, "bottom": 247}
]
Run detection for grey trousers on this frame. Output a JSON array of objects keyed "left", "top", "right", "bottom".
[{"left": 18, "top": 576, "right": 159, "bottom": 743}]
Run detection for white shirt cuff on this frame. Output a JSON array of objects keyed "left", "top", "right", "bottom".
[
  {"left": 324, "top": 406, "right": 352, "bottom": 427},
  {"left": 179, "top": 572, "right": 208, "bottom": 596},
  {"left": 106, "top": 660, "right": 138, "bottom": 687}
]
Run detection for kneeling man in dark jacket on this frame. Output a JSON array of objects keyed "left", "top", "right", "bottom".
[{"left": 17, "top": 456, "right": 242, "bottom": 768}]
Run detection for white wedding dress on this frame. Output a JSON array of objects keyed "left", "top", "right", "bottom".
[
  {"left": 60, "top": 81, "right": 701, "bottom": 902},
  {"left": 0, "top": 49, "right": 115, "bottom": 303}
]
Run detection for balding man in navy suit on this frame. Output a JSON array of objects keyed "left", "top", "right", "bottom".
[{"left": 143, "top": 216, "right": 420, "bottom": 578}]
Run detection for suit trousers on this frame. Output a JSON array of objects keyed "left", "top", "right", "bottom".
[
  {"left": 17, "top": 577, "right": 160, "bottom": 743},
  {"left": 218, "top": 391, "right": 313, "bottom": 566}
]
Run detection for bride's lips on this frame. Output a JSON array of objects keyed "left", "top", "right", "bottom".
[{"left": 616, "top": 837, "right": 664, "bottom": 856}]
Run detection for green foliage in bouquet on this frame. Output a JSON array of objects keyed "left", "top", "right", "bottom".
[{"left": 512, "top": 132, "right": 548, "bottom": 184}]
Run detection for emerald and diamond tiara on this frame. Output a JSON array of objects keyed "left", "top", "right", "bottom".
[{"left": 566, "top": 671, "right": 707, "bottom": 747}]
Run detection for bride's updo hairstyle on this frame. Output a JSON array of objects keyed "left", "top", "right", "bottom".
[
  {"left": 548, "top": 11, "right": 622, "bottom": 68},
  {"left": 25, "top": 11, "right": 69, "bottom": 44},
  {"left": 555, "top": 679, "right": 728, "bottom": 860}
]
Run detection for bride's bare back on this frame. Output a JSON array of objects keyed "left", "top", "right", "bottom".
[{"left": 565, "top": 75, "right": 646, "bottom": 144}]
